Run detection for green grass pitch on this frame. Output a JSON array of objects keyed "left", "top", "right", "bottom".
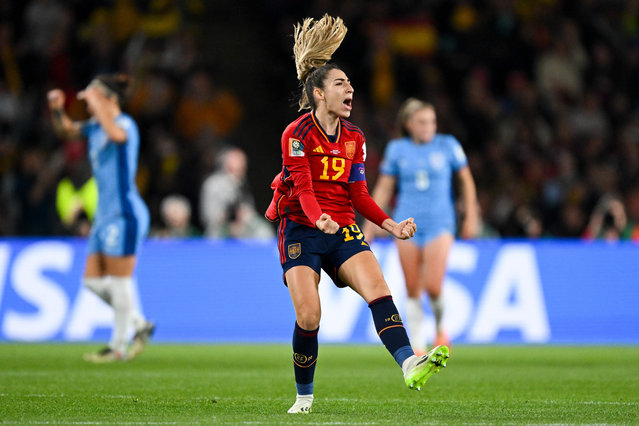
[{"left": 1, "top": 343, "right": 637, "bottom": 424}]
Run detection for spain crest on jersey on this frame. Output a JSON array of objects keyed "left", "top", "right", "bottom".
[{"left": 345, "top": 141, "right": 356, "bottom": 159}]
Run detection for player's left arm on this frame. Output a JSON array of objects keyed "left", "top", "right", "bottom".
[
  {"left": 456, "top": 166, "right": 478, "bottom": 239},
  {"left": 451, "top": 137, "right": 478, "bottom": 239},
  {"left": 78, "top": 86, "right": 127, "bottom": 143}
]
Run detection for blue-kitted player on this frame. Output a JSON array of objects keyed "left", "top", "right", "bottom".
[
  {"left": 47, "top": 75, "right": 154, "bottom": 362},
  {"left": 364, "top": 98, "right": 478, "bottom": 354}
]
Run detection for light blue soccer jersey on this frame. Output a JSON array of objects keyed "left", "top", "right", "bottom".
[
  {"left": 379, "top": 134, "right": 468, "bottom": 245},
  {"left": 83, "top": 114, "right": 149, "bottom": 255}
]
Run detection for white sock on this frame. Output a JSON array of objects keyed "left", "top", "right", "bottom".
[
  {"left": 83, "top": 276, "right": 111, "bottom": 305},
  {"left": 401, "top": 355, "right": 418, "bottom": 375},
  {"left": 430, "top": 296, "right": 444, "bottom": 335},
  {"left": 296, "top": 394, "right": 314, "bottom": 401},
  {"left": 405, "top": 297, "right": 425, "bottom": 352},
  {"left": 109, "top": 276, "right": 134, "bottom": 355},
  {"left": 131, "top": 310, "right": 146, "bottom": 332}
]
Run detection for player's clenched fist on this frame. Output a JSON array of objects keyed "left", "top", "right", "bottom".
[
  {"left": 395, "top": 217, "right": 417, "bottom": 240},
  {"left": 316, "top": 213, "right": 339, "bottom": 234}
]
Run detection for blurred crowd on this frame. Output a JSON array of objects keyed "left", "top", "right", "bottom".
[{"left": 0, "top": 0, "right": 638, "bottom": 241}]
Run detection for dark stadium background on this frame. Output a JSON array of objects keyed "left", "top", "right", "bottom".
[{"left": 1, "top": 0, "right": 638, "bottom": 241}]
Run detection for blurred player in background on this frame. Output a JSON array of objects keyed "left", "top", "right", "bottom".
[
  {"left": 265, "top": 15, "right": 449, "bottom": 414},
  {"left": 363, "top": 99, "right": 478, "bottom": 354},
  {"left": 47, "top": 74, "right": 155, "bottom": 362}
]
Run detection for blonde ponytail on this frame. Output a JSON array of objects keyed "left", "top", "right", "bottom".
[{"left": 293, "top": 14, "right": 348, "bottom": 111}]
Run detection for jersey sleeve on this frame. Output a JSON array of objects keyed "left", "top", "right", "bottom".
[
  {"left": 280, "top": 127, "right": 322, "bottom": 225},
  {"left": 448, "top": 135, "right": 468, "bottom": 171},
  {"left": 379, "top": 141, "right": 399, "bottom": 176},
  {"left": 353, "top": 135, "right": 366, "bottom": 163},
  {"left": 348, "top": 135, "right": 367, "bottom": 183},
  {"left": 114, "top": 115, "right": 139, "bottom": 145}
]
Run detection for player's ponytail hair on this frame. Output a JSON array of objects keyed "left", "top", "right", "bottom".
[
  {"left": 293, "top": 14, "right": 348, "bottom": 111},
  {"left": 397, "top": 97, "right": 436, "bottom": 137},
  {"left": 93, "top": 73, "right": 132, "bottom": 107}
]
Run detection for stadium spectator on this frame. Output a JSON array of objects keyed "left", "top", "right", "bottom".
[
  {"left": 200, "top": 147, "right": 273, "bottom": 239},
  {"left": 13, "top": 146, "right": 61, "bottom": 236},
  {"left": 0, "top": 0, "right": 638, "bottom": 241},
  {"left": 174, "top": 68, "right": 243, "bottom": 142},
  {"left": 55, "top": 141, "right": 97, "bottom": 237},
  {"left": 583, "top": 194, "right": 628, "bottom": 241},
  {"left": 153, "top": 194, "right": 199, "bottom": 238}
]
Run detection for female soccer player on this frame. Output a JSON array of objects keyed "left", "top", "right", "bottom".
[
  {"left": 363, "top": 98, "right": 478, "bottom": 354},
  {"left": 265, "top": 15, "right": 449, "bottom": 414},
  {"left": 47, "top": 75, "right": 154, "bottom": 362}
]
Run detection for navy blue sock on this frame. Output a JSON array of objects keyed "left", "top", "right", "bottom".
[
  {"left": 292, "top": 322, "right": 318, "bottom": 395},
  {"left": 369, "top": 295, "right": 414, "bottom": 367}
]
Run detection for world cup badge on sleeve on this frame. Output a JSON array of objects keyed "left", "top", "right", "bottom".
[{"left": 289, "top": 138, "right": 305, "bottom": 157}]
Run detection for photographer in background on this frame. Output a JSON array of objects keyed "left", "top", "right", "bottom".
[
  {"left": 583, "top": 194, "right": 628, "bottom": 241},
  {"left": 199, "top": 147, "right": 273, "bottom": 239}
]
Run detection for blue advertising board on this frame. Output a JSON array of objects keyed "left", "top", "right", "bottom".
[{"left": 0, "top": 238, "right": 637, "bottom": 344}]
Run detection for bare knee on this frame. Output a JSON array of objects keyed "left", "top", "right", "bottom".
[
  {"left": 424, "top": 274, "right": 444, "bottom": 299},
  {"left": 294, "top": 300, "right": 321, "bottom": 330},
  {"left": 406, "top": 286, "right": 422, "bottom": 299},
  {"left": 296, "top": 308, "right": 321, "bottom": 330},
  {"left": 426, "top": 287, "right": 442, "bottom": 299},
  {"left": 358, "top": 278, "right": 392, "bottom": 304}
]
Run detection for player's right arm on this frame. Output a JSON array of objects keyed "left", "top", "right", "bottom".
[
  {"left": 281, "top": 127, "right": 339, "bottom": 234},
  {"left": 77, "top": 86, "right": 127, "bottom": 143},
  {"left": 369, "top": 174, "right": 396, "bottom": 213},
  {"left": 47, "top": 89, "right": 83, "bottom": 140}
]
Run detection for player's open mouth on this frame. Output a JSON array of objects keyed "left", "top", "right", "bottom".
[{"left": 343, "top": 97, "right": 352, "bottom": 110}]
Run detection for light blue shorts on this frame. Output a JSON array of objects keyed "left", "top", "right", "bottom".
[
  {"left": 88, "top": 214, "right": 149, "bottom": 256},
  {"left": 406, "top": 221, "right": 455, "bottom": 248}
]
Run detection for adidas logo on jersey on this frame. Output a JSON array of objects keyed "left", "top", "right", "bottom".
[{"left": 313, "top": 146, "right": 325, "bottom": 153}]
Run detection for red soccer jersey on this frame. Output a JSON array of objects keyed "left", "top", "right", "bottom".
[{"left": 267, "top": 111, "right": 370, "bottom": 228}]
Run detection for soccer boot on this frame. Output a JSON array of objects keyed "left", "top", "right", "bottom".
[
  {"left": 83, "top": 347, "right": 125, "bottom": 363},
  {"left": 128, "top": 321, "right": 155, "bottom": 359},
  {"left": 403, "top": 345, "right": 450, "bottom": 391},
  {"left": 287, "top": 394, "right": 313, "bottom": 414}
]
